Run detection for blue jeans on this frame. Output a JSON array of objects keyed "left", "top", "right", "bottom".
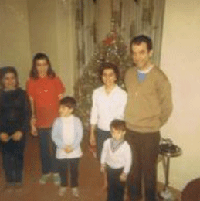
[
  {"left": 107, "top": 166, "right": 125, "bottom": 201},
  {"left": 1, "top": 137, "right": 25, "bottom": 183},
  {"left": 58, "top": 158, "right": 80, "bottom": 187},
  {"left": 96, "top": 128, "right": 111, "bottom": 160},
  {"left": 38, "top": 128, "right": 58, "bottom": 174}
]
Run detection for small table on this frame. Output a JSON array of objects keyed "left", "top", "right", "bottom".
[{"left": 159, "top": 144, "right": 182, "bottom": 200}]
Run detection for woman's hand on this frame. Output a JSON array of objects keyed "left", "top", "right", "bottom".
[
  {"left": 120, "top": 172, "right": 127, "bottom": 182},
  {"left": 29, "top": 96, "right": 38, "bottom": 136},
  {"left": 90, "top": 134, "right": 96, "bottom": 146},
  {"left": 90, "top": 125, "right": 96, "bottom": 146},
  {"left": 58, "top": 94, "right": 63, "bottom": 100},
  {"left": 100, "top": 164, "right": 106, "bottom": 173},
  {"left": 31, "top": 116, "right": 38, "bottom": 136},
  {"left": 0, "top": 132, "right": 9, "bottom": 142},
  {"left": 12, "top": 131, "right": 23, "bottom": 141}
]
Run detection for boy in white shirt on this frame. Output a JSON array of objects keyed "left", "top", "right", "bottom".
[
  {"left": 101, "top": 120, "right": 132, "bottom": 201},
  {"left": 51, "top": 97, "right": 83, "bottom": 197}
]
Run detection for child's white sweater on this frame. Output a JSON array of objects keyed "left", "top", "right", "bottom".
[
  {"left": 100, "top": 138, "right": 132, "bottom": 174},
  {"left": 52, "top": 115, "right": 83, "bottom": 159}
]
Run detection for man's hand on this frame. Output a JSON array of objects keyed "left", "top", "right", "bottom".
[
  {"left": 120, "top": 172, "right": 127, "bottom": 182},
  {"left": 0, "top": 132, "right": 9, "bottom": 142},
  {"left": 12, "top": 131, "right": 23, "bottom": 141},
  {"left": 64, "top": 145, "right": 73, "bottom": 153}
]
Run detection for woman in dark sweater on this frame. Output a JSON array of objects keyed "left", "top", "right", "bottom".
[{"left": 0, "top": 66, "right": 30, "bottom": 188}]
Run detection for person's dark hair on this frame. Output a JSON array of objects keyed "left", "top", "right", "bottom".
[
  {"left": 0, "top": 66, "right": 19, "bottom": 89},
  {"left": 110, "top": 119, "right": 126, "bottom": 131},
  {"left": 30, "top": 52, "right": 56, "bottom": 79},
  {"left": 130, "top": 35, "right": 152, "bottom": 52},
  {"left": 99, "top": 62, "right": 120, "bottom": 83},
  {"left": 60, "top": 96, "right": 76, "bottom": 110}
]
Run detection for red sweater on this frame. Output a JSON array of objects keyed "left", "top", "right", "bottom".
[{"left": 26, "top": 76, "right": 65, "bottom": 128}]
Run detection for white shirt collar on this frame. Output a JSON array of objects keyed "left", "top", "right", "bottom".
[
  {"left": 137, "top": 66, "right": 153, "bottom": 74},
  {"left": 102, "top": 85, "right": 118, "bottom": 95}
]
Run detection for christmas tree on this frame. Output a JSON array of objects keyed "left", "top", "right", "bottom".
[{"left": 74, "top": 21, "right": 132, "bottom": 130}]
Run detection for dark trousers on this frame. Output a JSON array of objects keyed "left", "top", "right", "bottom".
[
  {"left": 38, "top": 128, "right": 58, "bottom": 174},
  {"left": 96, "top": 128, "right": 111, "bottom": 160},
  {"left": 1, "top": 138, "right": 25, "bottom": 183},
  {"left": 58, "top": 158, "right": 80, "bottom": 187},
  {"left": 125, "top": 131, "right": 160, "bottom": 201},
  {"left": 107, "top": 166, "right": 125, "bottom": 201}
]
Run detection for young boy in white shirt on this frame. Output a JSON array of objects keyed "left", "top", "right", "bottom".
[
  {"left": 101, "top": 120, "right": 132, "bottom": 201},
  {"left": 51, "top": 97, "right": 83, "bottom": 197}
]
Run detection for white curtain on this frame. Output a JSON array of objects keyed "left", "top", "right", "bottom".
[{"left": 75, "top": 0, "right": 165, "bottom": 76}]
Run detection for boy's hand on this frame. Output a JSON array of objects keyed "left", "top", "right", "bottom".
[
  {"left": 0, "top": 132, "right": 9, "bottom": 142},
  {"left": 64, "top": 145, "right": 73, "bottom": 153},
  {"left": 12, "top": 131, "right": 23, "bottom": 141},
  {"left": 100, "top": 164, "right": 106, "bottom": 173},
  {"left": 120, "top": 172, "right": 127, "bottom": 182}
]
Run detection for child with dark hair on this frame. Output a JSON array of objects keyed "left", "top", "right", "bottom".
[
  {"left": 26, "top": 52, "right": 65, "bottom": 185},
  {"left": 100, "top": 119, "right": 132, "bottom": 201},
  {"left": 51, "top": 96, "right": 83, "bottom": 197},
  {"left": 0, "top": 66, "right": 30, "bottom": 190}
]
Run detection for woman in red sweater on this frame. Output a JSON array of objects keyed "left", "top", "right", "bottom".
[{"left": 26, "top": 53, "right": 65, "bottom": 185}]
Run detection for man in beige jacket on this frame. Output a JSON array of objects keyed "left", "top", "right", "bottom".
[{"left": 125, "top": 35, "right": 173, "bottom": 201}]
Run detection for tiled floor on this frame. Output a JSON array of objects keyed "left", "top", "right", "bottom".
[{"left": 0, "top": 135, "right": 181, "bottom": 201}]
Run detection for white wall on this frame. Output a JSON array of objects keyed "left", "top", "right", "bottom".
[
  {"left": 27, "top": 0, "right": 76, "bottom": 95},
  {"left": 159, "top": 0, "right": 200, "bottom": 190},
  {"left": 27, "top": 0, "right": 57, "bottom": 65},
  {"left": 55, "top": 0, "right": 77, "bottom": 96},
  {"left": 0, "top": 0, "right": 76, "bottom": 94},
  {"left": 0, "top": 0, "right": 31, "bottom": 88}
]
